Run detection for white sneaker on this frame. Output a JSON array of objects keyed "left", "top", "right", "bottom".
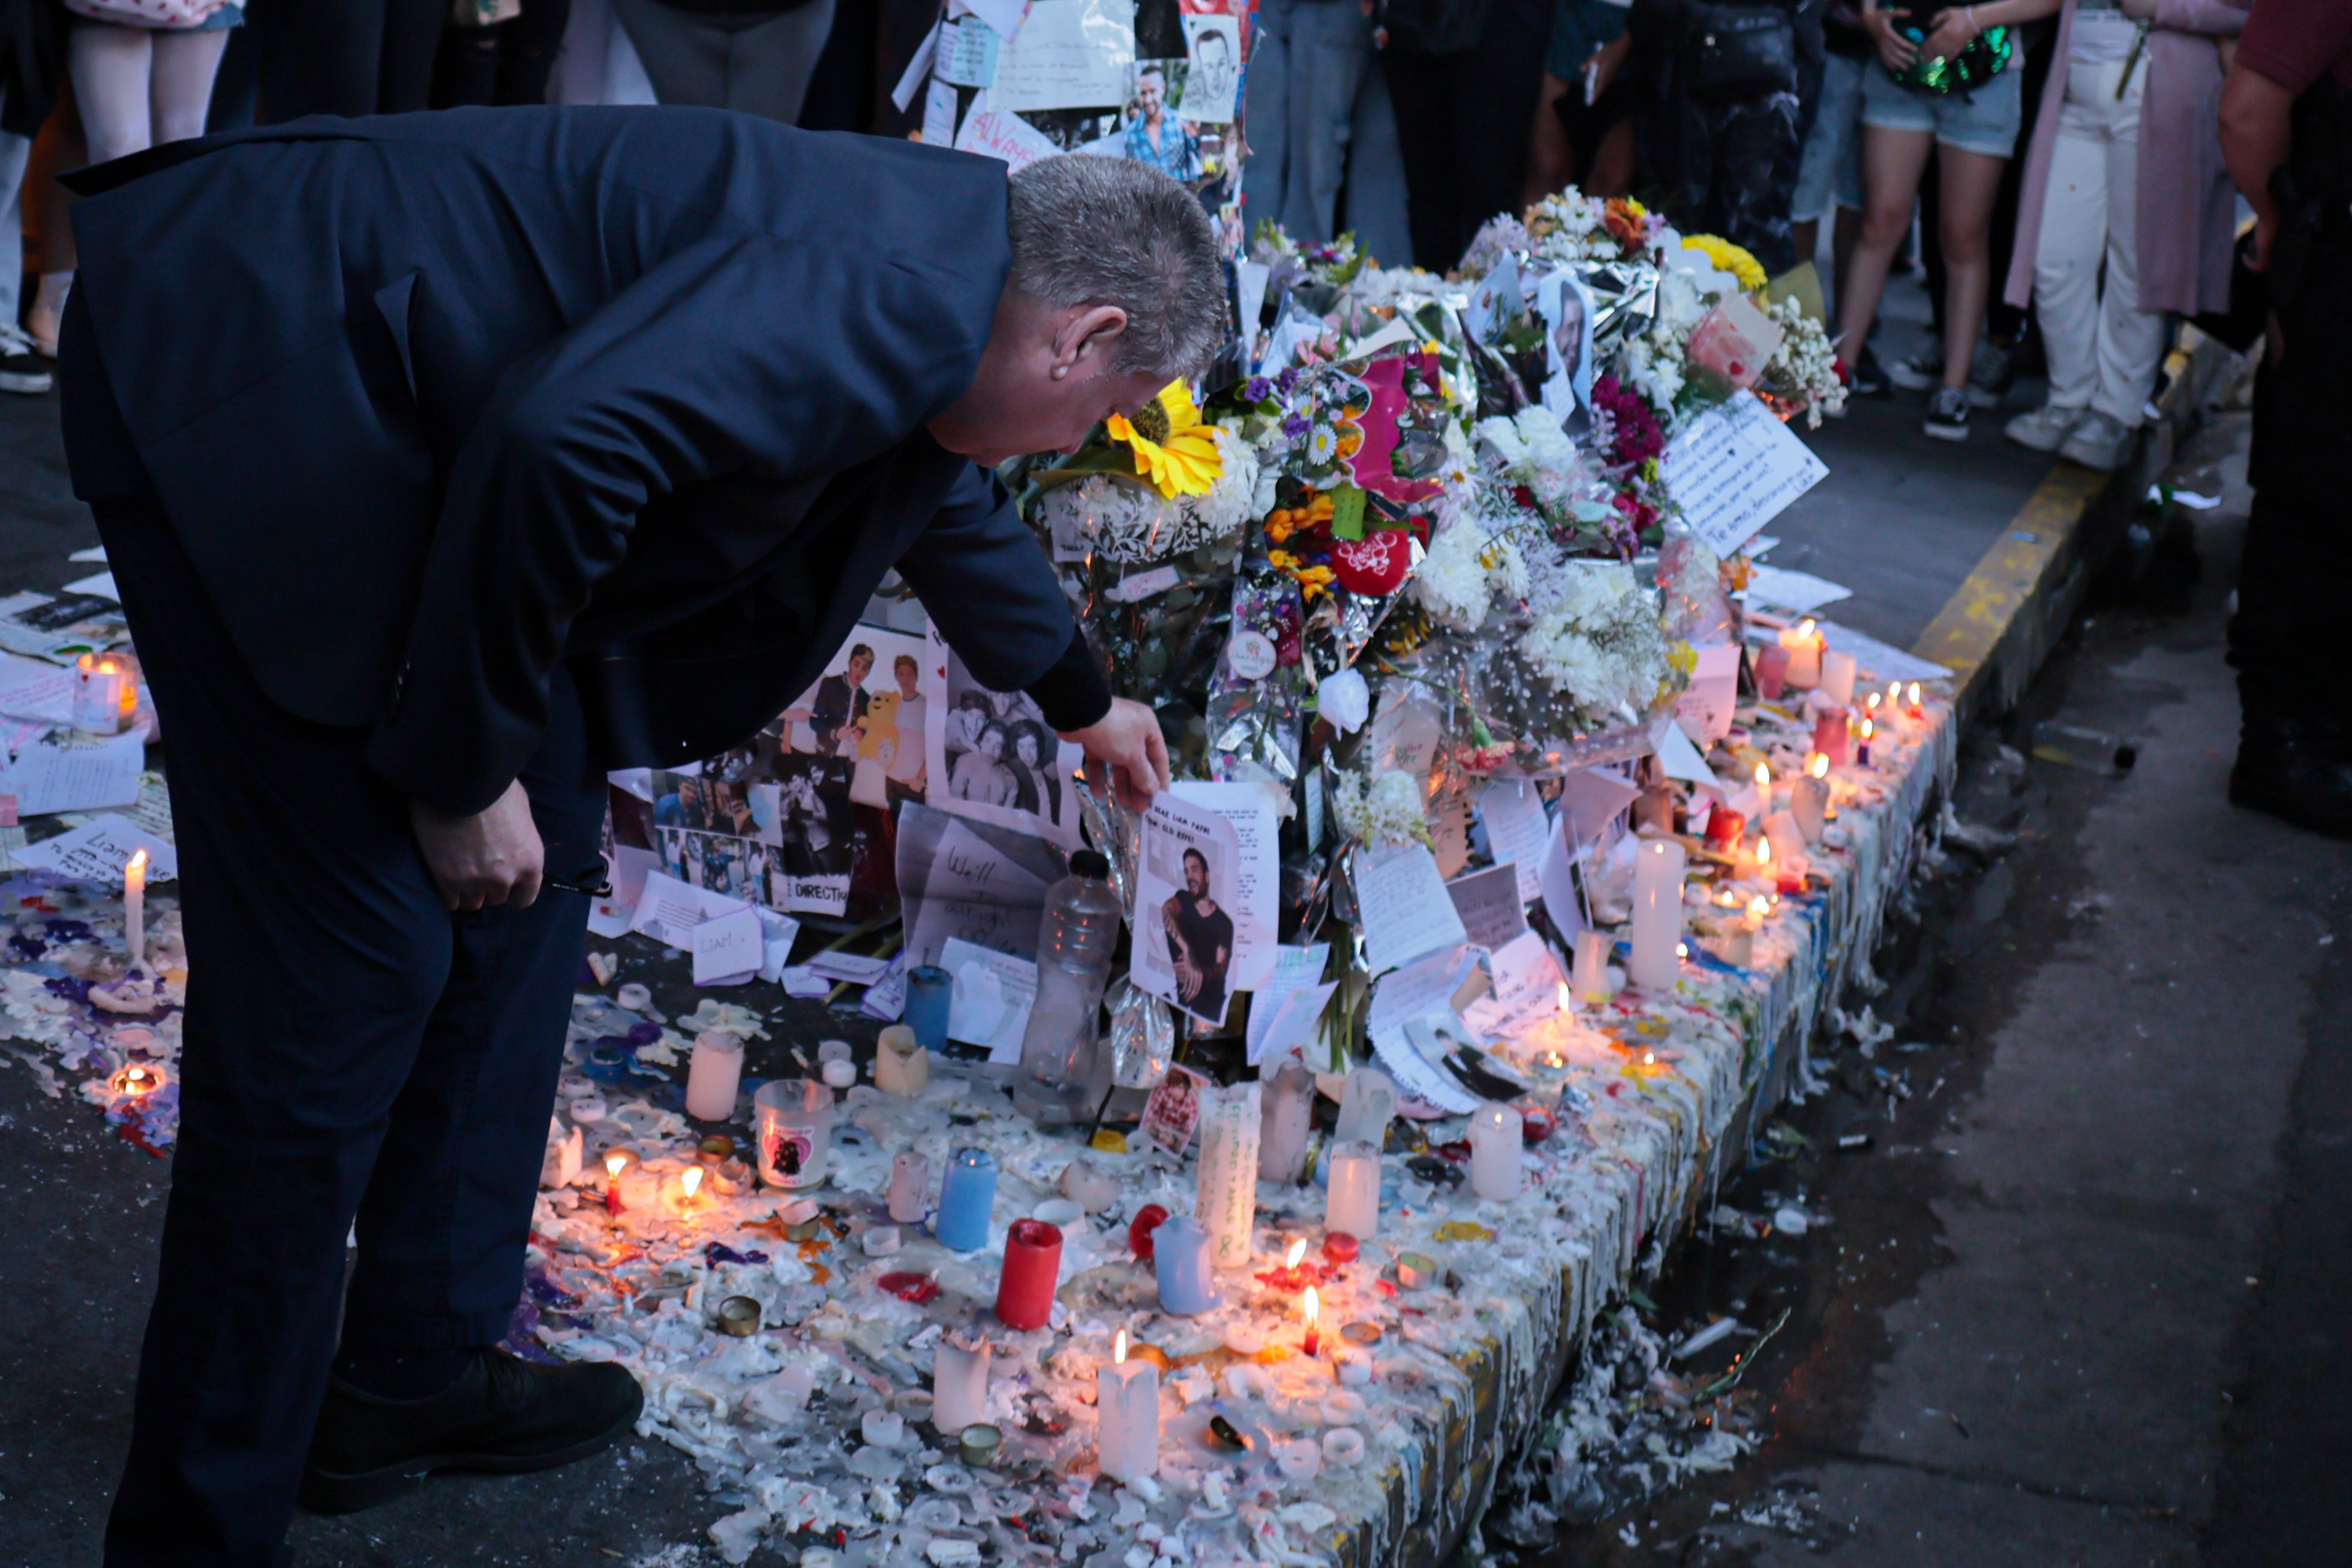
[
  {"left": 2003, "top": 403, "right": 2083, "bottom": 454},
  {"left": 2059, "top": 410, "right": 2136, "bottom": 472}
]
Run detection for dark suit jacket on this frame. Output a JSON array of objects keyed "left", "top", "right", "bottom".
[{"left": 61, "top": 106, "right": 1107, "bottom": 817}]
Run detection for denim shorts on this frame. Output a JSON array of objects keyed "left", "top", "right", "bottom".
[
  {"left": 1792, "top": 52, "right": 1868, "bottom": 220},
  {"left": 1860, "top": 58, "right": 2022, "bottom": 158}
]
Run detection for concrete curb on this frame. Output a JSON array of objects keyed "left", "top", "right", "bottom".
[{"left": 1911, "top": 328, "right": 2245, "bottom": 729}]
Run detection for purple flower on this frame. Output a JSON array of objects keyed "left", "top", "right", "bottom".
[
  {"left": 1245, "top": 376, "right": 1273, "bottom": 404},
  {"left": 1282, "top": 412, "right": 1310, "bottom": 439}
]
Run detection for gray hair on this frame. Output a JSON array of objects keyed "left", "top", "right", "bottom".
[{"left": 1006, "top": 155, "right": 1228, "bottom": 382}]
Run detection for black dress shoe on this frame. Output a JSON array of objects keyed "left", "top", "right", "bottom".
[
  {"left": 300, "top": 1348, "right": 643, "bottom": 1514},
  {"left": 2228, "top": 719, "right": 2352, "bottom": 841}
]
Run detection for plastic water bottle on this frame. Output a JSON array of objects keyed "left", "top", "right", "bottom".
[{"left": 1013, "top": 850, "right": 1124, "bottom": 1125}]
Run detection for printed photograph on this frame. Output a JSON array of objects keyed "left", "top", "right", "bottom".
[
  {"left": 922, "top": 624, "right": 1083, "bottom": 848},
  {"left": 1129, "top": 795, "right": 1241, "bottom": 1029}
]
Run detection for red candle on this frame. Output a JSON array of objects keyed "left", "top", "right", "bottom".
[
  {"left": 1322, "top": 1231, "right": 1360, "bottom": 1266},
  {"left": 603, "top": 1152, "right": 627, "bottom": 1214},
  {"left": 1302, "top": 1286, "right": 1321, "bottom": 1357},
  {"left": 1812, "top": 707, "right": 1852, "bottom": 768},
  {"left": 1129, "top": 1203, "right": 1170, "bottom": 1260},
  {"left": 995, "top": 1218, "right": 1064, "bottom": 1331},
  {"left": 1753, "top": 644, "right": 1790, "bottom": 699},
  {"left": 1702, "top": 807, "right": 1746, "bottom": 853}
]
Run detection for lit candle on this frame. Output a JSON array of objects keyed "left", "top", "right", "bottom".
[
  {"left": 1627, "top": 839, "right": 1686, "bottom": 992},
  {"left": 683, "top": 1029, "right": 744, "bottom": 1121},
  {"left": 1857, "top": 717, "right": 1875, "bottom": 768},
  {"left": 1792, "top": 752, "right": 1830, "bottom": 843},
  {"left": 1323, "top": 1138, "right": 1381, "bottom": 1241},
  {"left": 1572, "top": 929, "right": 1612, "bottom": 1007},
  {"left": 603, "top": 1151, "right": 629, "bottom": 1213},
  {"left": 73, "top": 652, "right": 132, "bottom": 735},
  {"left": 1468, "top": 1103, "right": 1523, "bottom": 1201},
  {"left": 110, "top": 1062, "right": 161, "bottom": 1098},
  {"left": 1906, "top": 681, "right": 1924, "bottom": 717},
  {"left": 1751, "top": 832, "right": 1773, "bottom": 884},
  {"left": 1820, "top": 650, "right": 1858, "bottom": 707},
  {"left": 932, "top": 1332, "right": 992, "bottom": 1434},
  {"left": 1152, "top": 1212, "right": 1218, "bottom": 1314},
  {"left": 873, "top": 1023, "right": 931, "bottom": 1097},
  {"left": 123, "top": 849, "right": 146, "bottom": 971},
  {"left": 1194, "top": 1082, "right": 1261, "bottom": 1269},
  {"left": 888, "top": 1150, "right": 930, "bottom": 1224},
  {"left": 1762, "top": 810, "right": 1806, "bottom": 873},
  {"left": 934, "top": 1146, "right": 998, "bottom": 1253},
  {"left": 1779, "top": 620, "right": 1822, "bottom": 690},
  {"left": 669, "top": 1164, "right": 709, "bottom": 1219},
  {"left": 1300, "top": 1286, "right": 1322, "bottom": 1357},
  {"left": 1702, "top": 805, "right": 1746, "bottom": 854},
  {"left": 993, "top": 1218, "right": 1063, "bottom": 1331},
  {"left": 1097, "top": 1330, "right": 1161, "bottom": 1482}
]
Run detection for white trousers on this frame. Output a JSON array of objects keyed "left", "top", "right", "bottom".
[{"left": 2032, "top": 53, "right": 2167, "bottom": 428}]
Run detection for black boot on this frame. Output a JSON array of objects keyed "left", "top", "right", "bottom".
[
  {"left": 2228, "top": 717, "right": 2352, "bottom": 840},
  {"left": 299, "top": 1348, "right": 643, "bottom": 1514}
]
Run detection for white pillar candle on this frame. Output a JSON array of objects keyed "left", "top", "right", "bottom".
[
  {"left": 1572, "top": 929, "right": 1613, "bottom": 1007},
  {"left": 887, "top": 1150, "right": 930, "bottom": 1224},
  {"left": 1791, "top": 760, "right": 1830, "bottom": 844},
  {"left": 1331, "top": 1067, "right": 1396, "bottom": 1149},
  {"left": 683, "top": 1029, "right": 745, "bottom": 1121},
  {"left": 1096, "top": 1329, "right": 1161, "bottom": 1482},
  {"left": 1468, "top": 1103, "right": 1523, "bottom": 1201},
  {"left": 1323, "top": 1138, "right": 1380, "bottom": 1240},
  {"left": 1761, "top": 810, "right": 1806, "bottom": 871},
  {"left": 1819, "top": 650, "right": 1857, "bottom": 707},
  {"left": 1194, "top": 1082, "right": 1261, "bottom": 1269},
  {"left": 1778, "top": 622, "right": 1822, "bottom": 690},
  {"left": 1627, "top": 838, "right": 1686, "bottom": 992},
  {"left": 932, "top": 1333, "right": 992, "bottom": 1434},
  {"left": 873, "top": 1023, "right": 930, "bottom": 1097},
  {"left": 124, "top": 848, "right": 147, "bottom": 971}
]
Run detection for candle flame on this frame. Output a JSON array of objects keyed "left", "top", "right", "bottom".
[
  {"left": 1866, "top": 692, "right": 1882, "bottom": 711},
  {"left": 1285, "top": 1238, "right": 1306, "bottom": 1270},
  {"left": 127, "top": 849, "right": 147, "bottom": 875},
  {"left": 1556, "top": 980, "right": 1570, "bottom": 1012},
  {"left": 1757, "top": 836, "right": 1773, "bottom": 866},
  {"left": 1860, "top": 719, "right": 1875, "bottom": 740},
  {"left": 1115, "top": 1329, "right": 1128, "bottom": 1364},
  {"left": 606, "top": 1152, "right": 627, "bottom": 1178},
  {"left": 97, "top": 657, "right": 118, "bottom": 675},
  {"left": 1642, "top": 1050, "right": 1656, "bottom": 1065},
  {"left": 1749, "top": 896, "right": 1769, "bottom": 920},
  {"left": 1907, "top": 681, "right": 1922, "bottom": 705},
  {"left": 1809, "top": 752, "right": 1829, "bottom": 779},
  {"left": 1797, "top": 618, "right": 1816, "bottom": 639},
  {"left": 1753, "top": 762, "right": 1770, "bottom": 788},
  {"left": 681, "top": 1167, "right": 704, "bottom": 1198},
  {"left": 1303, "top": 1287, "right": 1320, "bottom": 1327}
]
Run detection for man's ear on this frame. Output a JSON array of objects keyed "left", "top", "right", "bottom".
[{"left": 1051, "top": 304, "right": 1130, "bottom": 377}]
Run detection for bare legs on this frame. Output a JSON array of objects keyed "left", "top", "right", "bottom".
[{"left": 1835, "top": 123, "right": 2009, "bottom": 388}]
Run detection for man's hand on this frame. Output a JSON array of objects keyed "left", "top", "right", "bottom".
[
  {"left": 410, "top": 780, "right": 544, "bottom": 912},
  {"left": 1061, "top": 696, "right": 1169, "bottom": 811}
]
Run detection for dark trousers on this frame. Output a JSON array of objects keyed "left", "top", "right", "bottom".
[
  {"left": 432, "top": 0, "right": 574, "bottom": 109},
  {"left": 1381, "top": 0, "right": 1552, "bottom": 272},
  {"left": 2230, "top": 224, "right": 2352, "bottom": 732},
  {"left": 250, "top": 0, "right": 447, "bottom": 119},
  {"left": 65, "top": 323, "right": 605, "bottom": 1566},
  {"left": 1651, "top": 87, "right": 1800, "bottom": 276}
]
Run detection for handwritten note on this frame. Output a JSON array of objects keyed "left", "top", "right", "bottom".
[
  {"left": 692, "top": 908, "right": 764, "bottom": 985},
  {"left": 1743, "top": 563, "right": 1853, "bottom": 615},
  {"left": 2, "top": 730, "right": 145, "bottom": 816},
  {"left": 953, "top": 101, "right": 1062, "bottom": 170},
  {"left": 1245, "top": 942, "right": 1333, "bottom": 1065},
  {"left": 937, "top": 16, "right": 1001, "bottom": 86},
  {"left": 943, "top": 936, "right": 1038, "bottom": 1061},
  {"left": 1489, "top": 929, "right": 1566, "bottom": 1014},
  {"left": 1444, "top": 862, "right": 1527, "bottom": 951},
  {"left": 1475, "top": 779, "right": 1551, "bottom": 905},
  {"left": 628, "top": 869, "right": 754, "bottom": 951},
  {"left": 1353, "top": 842, "right": 1468, "bottom": 974},
  {"left": 988, "top": 0, "right": 1134, "bottom": 112},
  {"left": 11, "top": 815, "right": 177, "bottom": 882},
  {"left": 1661, "top": 391, "right": 1828, "bottom": 557}
]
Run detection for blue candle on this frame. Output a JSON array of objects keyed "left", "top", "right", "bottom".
[
  {"left": 1152, "top": 1213, "right": 1218, "bottom": 1315},
  {"left": 933, "top": 1146, "right": 998, "bottom": 1252},
  {"left": 905, "top": 965, "right": 953, "bottom": 1053}
]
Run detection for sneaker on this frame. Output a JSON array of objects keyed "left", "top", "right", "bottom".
[
  {"left": 1966, "top": 340, "right": 2015, "bottom": 408},
  {"left": 0, "top": 324, "right": 52, "bottom": 396},
  {"left": 299, "top": 1347, "right": 644, "bottom": 1514},
  {"left": 1923, "top": 386, "right": 1970, "bottom": 441},
  {"left": 2003, "top": 402, "right": 2084, "bottom": 453},
  {"left": 1885, "top": 344, "right": 1944, "bottom": 392},
  {"left": 2059, "top": 410, "right": 2135, "bottom": 471},
  {"left": 1836, "top": 346, "right": 1888, "bottom": 400}
]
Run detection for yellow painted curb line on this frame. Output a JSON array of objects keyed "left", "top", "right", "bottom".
[{"left": 1911, "top": 461, "right": 2109, "bottom": 699}]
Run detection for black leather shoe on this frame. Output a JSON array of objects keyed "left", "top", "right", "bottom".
[
  {"left": 300, "top": 1348, "right": 643, "bottom": 1514},
  {"left": 2229, "top": 719, "right": 2352, "bottom": 841}
]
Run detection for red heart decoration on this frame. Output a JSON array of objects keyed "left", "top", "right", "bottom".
[{"left": 1330, "top": 529, "right": 1413, "bottom": 596}]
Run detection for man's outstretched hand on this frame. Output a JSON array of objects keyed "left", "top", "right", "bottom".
[
  {"left": 1061, "top": 696, "right": 1169, "bottom": 812},
  {"left": 411, "top": 780, "right": 545, "bottom": 912}
]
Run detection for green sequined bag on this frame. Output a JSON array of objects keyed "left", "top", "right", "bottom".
[{"left": 1889, "top": 22, "right": 2013, "bottom": 93}]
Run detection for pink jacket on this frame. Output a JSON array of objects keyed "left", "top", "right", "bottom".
[{"left": 2002, "top": 0, "right": 2248, "bottom": 314}]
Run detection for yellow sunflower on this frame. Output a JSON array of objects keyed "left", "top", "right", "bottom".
[{"left": 1107, "top": 380, "right": 1222, "bottom": 499}]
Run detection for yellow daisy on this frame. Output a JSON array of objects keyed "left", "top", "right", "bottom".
[
  {"left": 1683, "top": 234, "right": 1768, "bottom": 293},
  {"left": 1107, "top": 380, "right": 1222, "bottom": 499}
]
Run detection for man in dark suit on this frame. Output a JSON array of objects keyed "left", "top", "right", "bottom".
[{"left": 58, "top": 106, "right": 1216, "bottom": 1566}]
